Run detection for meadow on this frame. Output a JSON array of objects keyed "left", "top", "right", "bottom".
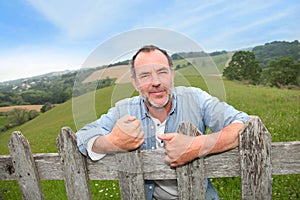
[{"left": 0, "top": 54, "right": 299, "bottom": 199}]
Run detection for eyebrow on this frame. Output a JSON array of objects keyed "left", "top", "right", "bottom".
[
  {"left": 157, "top": 67, "right": 169, "bottom": 72},
  {"left": 136, "top": 65, "right": 169, "bottom": 76}
]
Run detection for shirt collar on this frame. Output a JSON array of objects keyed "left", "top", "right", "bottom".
[{"left": 169, "top": 89, "right": 177, "bottom": 115}]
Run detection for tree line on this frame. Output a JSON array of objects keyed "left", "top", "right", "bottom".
[
  {"left": 223, "top": 40, "right": 300, "bottom": 88},
  {"left": 0, "top": 103, "right": 56, "bottom": 133},
  {"left": 0, "top": 70, "right": 115, "bottom": 107}
]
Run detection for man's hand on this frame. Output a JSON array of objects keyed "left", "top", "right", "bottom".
[
  {"left": 158, "top": 122, "right": 245, "bottom": 168},
  {"left": 107, "top": 115, "right": 144, "bottom": 152},
  {"left": 158, "top": 133, "right": 205, "bottom": 167}
]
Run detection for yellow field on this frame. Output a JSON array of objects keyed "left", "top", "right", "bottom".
[
  {"left": 82, "top": 65, "right": 131, "bottom": 84},
  {"left": 0, "top": 105, "right": 43, "bottom": 112}
]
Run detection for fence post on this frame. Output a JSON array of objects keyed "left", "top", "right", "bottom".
[
  {"left": 115, "top": 151, "right": 146, "bottom": 200},
  {"left": 56, "top": 127, "right": 92, "bottom": 200},
  {"left": 239, "top": 116, "right": 272, "bottom": 200},
  {"left": 8, "top": 131, "right": 44, "bottom": 200},
  {"left": 176, "top": 122, "right": 206, "bottom": 200}
]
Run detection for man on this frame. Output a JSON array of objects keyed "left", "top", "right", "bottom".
[{"left": 76, "top": 45, "right": 249, "bottom": 199}]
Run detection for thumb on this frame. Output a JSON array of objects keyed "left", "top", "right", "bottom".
[
  {"left": 158, "top": 133, "right": 176, "bottom": 141},
  {"left": 121, "top": 114, "right": 136, "bottom": 122}
]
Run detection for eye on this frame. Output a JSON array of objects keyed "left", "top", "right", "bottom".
[
  {"left": 138, "top": 73, "right": 150, "bottom": 79},
  {"left": 158, "top": 69, "right": 168, "bottom": 74}
]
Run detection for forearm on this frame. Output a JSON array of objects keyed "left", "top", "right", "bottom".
[
  {"left": 92, "top": 135, "right": 123, "bottom": 154},
  {"left": 210, "top": 122, "right": 244, "bottom": 153},
  {"left": 195, "top": 122, "right": 244, "bottom": 157}
]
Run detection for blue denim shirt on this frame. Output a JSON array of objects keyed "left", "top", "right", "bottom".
[{"left": 76, "top": 86, "right": 249, "bottom": 199}]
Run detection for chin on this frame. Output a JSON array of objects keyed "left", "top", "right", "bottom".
[{"left": 147, "top": 97, "right": 170, "bottom": 109}]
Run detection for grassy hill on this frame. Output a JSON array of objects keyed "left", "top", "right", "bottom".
[
  {"left": 0, "top": 53, "right": 299, "bottom": 199},
  {"left": 253, "top": 40, "right": 300, "bottom": 67}
]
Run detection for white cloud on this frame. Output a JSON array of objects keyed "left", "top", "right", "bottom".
[
  {"left": 206, "top": 5, "right": 297, "bottom": 50},
  {"left": 26, "top": 0, "right": 139, "bottom": 39},
  {"left": 0, "top": 45, "right": 85, "bottom": 82},
  {"left": 1, "top": 0, "right": 299, "bottom": 82}
]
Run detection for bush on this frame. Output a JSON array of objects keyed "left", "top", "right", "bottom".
[
  {"left": 6, "top": 108, "right": 39, "bottom": 128},
  {"left": 40, "top": 102, "right": 54, "bottom": 113},
  {"left": 8, "top": 109, "right": 29, "bottom": 126},
  {"left": 28, "top": 110, "right": 39, "bottom": 120}
]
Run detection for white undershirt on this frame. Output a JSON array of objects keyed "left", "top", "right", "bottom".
[{"left": 149, "top": 116, "right": 178, "bottom": 200}]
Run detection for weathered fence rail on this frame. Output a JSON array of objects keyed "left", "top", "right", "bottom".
[{"left": 0, "top": 116, "right": 299, "bottom": 199}]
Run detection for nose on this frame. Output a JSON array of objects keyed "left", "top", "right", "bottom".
[{"left": 151, "top": 73, "right": 161, "bottom": 86}]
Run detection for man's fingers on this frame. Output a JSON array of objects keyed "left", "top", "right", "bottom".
[
  {"left": 164, "top": 155, "right": 180, "bottom": 168},
  {"left": 119, "top": 115, "right": 138, "bottom": 125},
  {"left": 128, "top": 117, "right": 139, "bottom": 125},
  {"left": 157, "top": 133, "right": 177, "bottom": 141},
  {"left": 136, "top": 130, "right": 144, "bottom": 139},
  {"left": 117, "top": 115, "right": 141, "bottom": 134}
]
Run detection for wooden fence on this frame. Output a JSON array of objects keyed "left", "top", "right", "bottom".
[{"left": 0, "top": 116, "right": 299, "bottom": 199}]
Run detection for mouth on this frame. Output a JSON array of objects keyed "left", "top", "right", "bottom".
[
  {"left": 149, "top": 90, "right": 165, "bottom": 97},
  {"left": 151, "top": 90, "right": 164, "bottom": 94}
]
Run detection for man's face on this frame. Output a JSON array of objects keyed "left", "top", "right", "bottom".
[{"left": 131, "top": 50, "right": 174, "bottom": 109}]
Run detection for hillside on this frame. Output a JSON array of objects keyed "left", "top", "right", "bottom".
[
  {"left": 0, "top": 63, "right": 299, "bottom": 199},
  {"left": 1, "top": 62, "right": 299, "bottom": 154},
  {"left": 253, "top": 40, "right": 300, "bottom": 67},
  {"left": 82, "top": 65, "right": 131, "bottom": 84}
]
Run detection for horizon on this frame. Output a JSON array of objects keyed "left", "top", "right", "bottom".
[
  {"left": 0, "top": 0, "right": 299, "bottom": 82},
  {"left": 0, "top": 38, "right": 297, "bottom": 84}
]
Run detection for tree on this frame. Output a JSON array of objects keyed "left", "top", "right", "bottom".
[
  {"left": 8, "top": 109, "right": 29, "bottom": 126},
  {"left": 223, "top": 51, "right": 262, "bottom": 84},
  {"left": 262, "top": 57, "right": 300, "bottom": 87},
  {"left": 20, "top": 90, "right": 52, "bottom": 104},
  {"left": 28, "top": 110, "right": 39, "bottom": 120},
  {"left": 40, "top": 102, "right": 54, "bottom": 113}
]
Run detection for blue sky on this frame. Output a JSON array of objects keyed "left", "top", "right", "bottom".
[{"left": 0, "top": 0, "right": 299, "bottom": 82}]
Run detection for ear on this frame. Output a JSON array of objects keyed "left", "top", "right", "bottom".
[
  {"left": 171, "top": 68, "right": 175, "bottom": 80},
  {"left": 131, "top": 76, "right": 139, "bottom": 91}
]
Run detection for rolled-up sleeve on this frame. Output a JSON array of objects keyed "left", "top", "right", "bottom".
[
  {"left": 76, "top": 107, "right": 118, "bottom": 156},
  {"left": 76, "top": 120, "right": 104, "bottom": 156}
]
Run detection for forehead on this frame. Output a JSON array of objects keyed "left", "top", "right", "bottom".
[
  {"left": 134, "top": 64, "right": 169, "bottom": 74},
  {"left": 133, "top": 49, "right": 169, "bottom": 68}
]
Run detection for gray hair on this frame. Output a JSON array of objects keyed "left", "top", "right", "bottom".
[{"left": 130, "top": 45, "right": 173, "bottom": 78}]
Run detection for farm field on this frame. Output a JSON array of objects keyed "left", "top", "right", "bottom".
[
  {"left": 0, "top": 55, "right": 299, "bottom": 199},
  {"left": 0, "top": 105, "right": 43, "bottom": 112}
]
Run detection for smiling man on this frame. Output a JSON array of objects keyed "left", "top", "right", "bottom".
[{"left": 76, "top": 45, "right": 249, "bottom": 200}]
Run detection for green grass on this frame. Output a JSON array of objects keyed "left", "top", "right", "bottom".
[
  {"left": 173, "top": 53, "right": 228, "bottom": 74},
  {"left": 0, "top": 56, "right": 299, "bottom": 199},
  {"left": 0, "top": 114, "right": 8, "bottom": 131}
]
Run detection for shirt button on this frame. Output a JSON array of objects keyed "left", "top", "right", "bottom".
[
  {"left": 151, "top": 146, "right": 155, "bottom": 150},
  {"left": 151, "top": 126, "right": 154, "bottom": 129},
  {"left": 149, "top": 186, "right": 153, "bottom": 190}
]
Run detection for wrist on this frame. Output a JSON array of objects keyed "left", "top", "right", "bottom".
[
  {"left": 194, "top": 135, "right": 207, "bottom": 157},
  {"left": 93, "top": 135, "right": 123, "bottom": 154},
  {"left": 105, "top": 134, "right": 124, "bottom": 152}
]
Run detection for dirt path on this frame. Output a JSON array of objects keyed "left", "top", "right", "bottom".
[{"left": 225, "top": 52, "right": 234, "bottom": 68}]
